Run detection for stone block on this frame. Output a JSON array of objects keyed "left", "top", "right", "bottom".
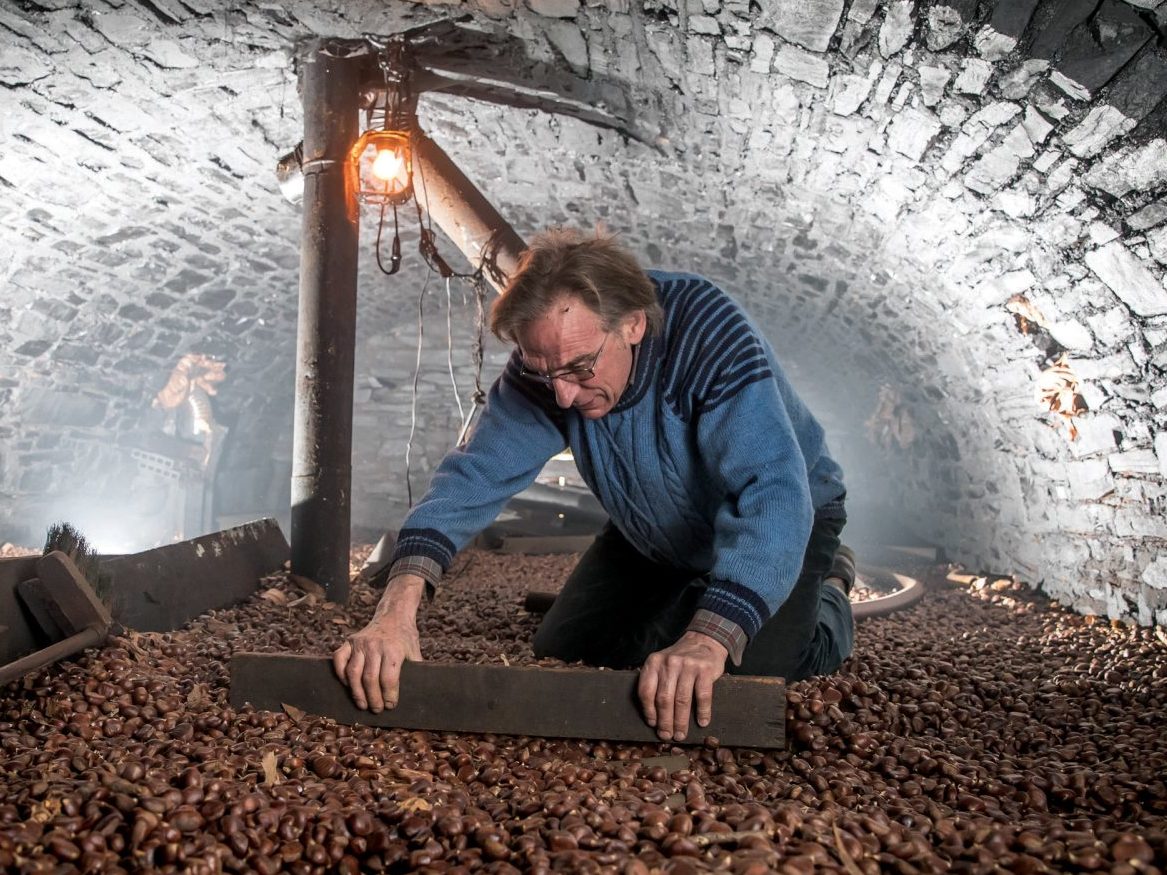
[
  {"left": 686, "top": 34, "right": 716, "bottom": 76},
  {"left": 0, "top": 5, "right": 66, "bottom": 52},
  {"left": 1021, "top": 105, "right": 1053, "bottom": 144},
  {"left": 527, "top": 0, "right": 579, "bottom": 17},
  {"left": 1072, "top": 413, "right": 1121, "bottom": 458},
  {"left": 689, "top": 14, "right": 720, "bottom": 34},
  {"left": 749, "top": 32, "right": 775, "bottom": 72},
  {"left": 918, "top": 65, "right": 950, "bottom": 107},
  {"left": 142, "top": 38, "right": 199, "bottom": 69},
  {"left": 1086, "top": 306, "right": 1133, "bottom": 347},
  {"left": 1066, "top": 458, "right": 1113, "bottom": 501},
  {"left": 1085, "top": 241, "right": 1167, "bottom": 317},
  {"left": 1104, "top": 46, "right": 1167, "bottom": 122},
  {"left": 830, "top": 65, "right": 878, "bottom": 116},
  {"left": 1128, "top": 200, "right": 1167, "bottom": 232},
  {"left": 1156, "top": 432, "right": 1167, "bottom": 476},
  {"left": 21, "top": 390, "right": 107, "bottom": 427},
  {"left": 1049, "top": 0, "right": 1152, "bottom": 101},
  {"left": 886, "top": 106, "right": 941, "bottom": 160},
  {"left": 1048, "top": 319, "right": 1093, "bottom": 350},
  {"left": 953, "top": 58, "right": 992, "bottom": 95},
  {"left": 870, "top": 61, "right": 901, "bottom": 107},
  {"left": 993, "top": 189, "right": 1036, "bottom": 218},
  {"left": 0, "top": 45, "right": 52, "bottom": 86},
  {"left": 1046, "top": 158, "right": 1078, "bottom": 194},
  {"left": 1147, "top": 225, "right": 1167, "bottom": 265},
  {"left": 846, "top": 0, "right": 880, "bottom": 25},
  {"left": 546, "top": 21, "right": 589, "bottom": 74},
  {"left": 965, "top": 146, "right": 1020, "bottom": 194},
  {"left": 974, "top": 26, "right": 1015, "bottom": 61},
  {"left": 973, "top": 268, "right": 1034, "bottom": 305},
  {"left": 89, "top": 11, "right": 155, "bottom": 47},
  {"left": 1109, "top": 448, "right": 1161, "bottom": 475},
  {"left": 1029, "top": 0, "right": 1097, "bottom": 60},
  {"left": 773, "top": 44, "right": 830, "bottom": 88},
  {"left": 878, "top": 0, "right": 914, "bottom": 58},
  {"left": 986, "top": 0, "right": 1040, "bottom": 41},
  {"left": 1082, "top": 138, "right": 1167, "bottom": 197},
  {"left": 925, "top": 0, "right": 975, "bottom": 51},
  {"left": 1114, "top": 507, "right": 1167, "bottom": 538},
  {"left": 764, "top": 0, "right": 845, "bottom": 52}
]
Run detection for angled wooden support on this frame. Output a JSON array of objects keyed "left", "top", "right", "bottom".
[{"left": 230, "top": 654, "right": 785, "bottom": 748}]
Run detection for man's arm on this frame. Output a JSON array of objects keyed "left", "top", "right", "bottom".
[
  {"left": 332, "top": 574, "right": 425, "bottom": 713},
  {"left": 334, "top": 355, "right": 570, "bottom": 710}
]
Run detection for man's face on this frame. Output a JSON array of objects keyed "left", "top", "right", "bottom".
[{"left": 516, "top": 294, "right": 647, "bottom": 420}]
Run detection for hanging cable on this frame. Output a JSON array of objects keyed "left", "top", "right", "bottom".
[
  {"left": 375, "top": 203, "right": 403, "bottom": 275},
  {"left": 445, "top": 275, "right": 465, "bottom": 426},
  {"left": 404, "top": 268, "right": 431, "bottom": 507}
]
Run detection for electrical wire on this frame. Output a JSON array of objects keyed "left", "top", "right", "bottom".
[
  {"left": 445, "top": 275, "right": 465, "bottom": 426},
  {"left": 404, "top": 267, "right": 431, "bottom": 508}
]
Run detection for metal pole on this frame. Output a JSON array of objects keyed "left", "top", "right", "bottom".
[
  {"left": 412, "top": 131, "right": 526, "bottom": 292},
  {"left": 291, "top": 41, "right": 360, "bottom": 601}
]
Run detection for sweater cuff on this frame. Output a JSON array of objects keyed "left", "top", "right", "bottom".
[
  {"left": 687, "top": 609, "right": 747, "bottom": 667},
  {"left": 695, "top": 578, "right": 769, "bottom": 644}
]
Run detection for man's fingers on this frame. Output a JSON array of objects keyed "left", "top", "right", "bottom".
[
  {"left": 362, "top": 651, "right": 384, "bottom": 713},
  {"left": 694, "top": 672, "right": 715, "bottom": 728},
  {"left": 671, "top": 668, "right": 697, "bottom": 741},
  {"left": 381, "top": 659, "right": 401, "bottom": 710},
  {"left": 332, "top": 641, "right": 352, "bottom": 684},
  {"left": 638, "top": 659, "right": 661, "bottom": 727},
  {"left": 654, "top": 668, "right": 679, "bottom": 740},
  {"left": 344, "top": 649, "right": 368, "bottom": 709}
]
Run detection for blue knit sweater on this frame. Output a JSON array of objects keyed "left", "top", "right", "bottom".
[{"left": 388, "top": 271, "right": 846, "bottom": 649}]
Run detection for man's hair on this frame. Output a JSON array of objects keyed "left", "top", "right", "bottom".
[{"left": 490, "top": 228, "right": 664, "bottom": 343}]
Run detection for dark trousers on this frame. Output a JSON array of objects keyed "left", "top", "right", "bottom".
[{"left": 532, "top": 514, "right": 853, "bottom": 681}]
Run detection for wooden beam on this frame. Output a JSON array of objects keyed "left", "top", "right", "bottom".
[
  {"left": 230, "top": 654, "right": 785, "bottom": 748},
  {"left": 101, "top": 518, "right": 288, "bottom": 632}
]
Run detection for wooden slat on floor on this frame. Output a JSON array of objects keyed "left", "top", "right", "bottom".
[
  {"left": 102, "top": 518, "right": 288, "bottom": 632},
  {"left": 230, "top": 654, "right": 785, "bottom": 748}
]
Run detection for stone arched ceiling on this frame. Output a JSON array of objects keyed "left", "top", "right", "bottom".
[{"left": 1, "top": 0, "right": 1165, "bottom": 624}]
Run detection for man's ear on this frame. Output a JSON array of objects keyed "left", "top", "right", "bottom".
[{"left": 626, "top": 309, "right": 648, "bottom": 345}]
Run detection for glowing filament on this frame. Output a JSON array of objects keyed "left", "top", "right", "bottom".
[{"left": 372, "top": 148, "right": 404, "bottom": 182}]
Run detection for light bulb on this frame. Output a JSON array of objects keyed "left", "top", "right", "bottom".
[{"left": 371, "top": 148, "right": 403, "bottom": 181}]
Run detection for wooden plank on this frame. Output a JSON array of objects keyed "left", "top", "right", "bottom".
[
  {"left": 0, "top": 556, "right": 45, "bottom": 664},
  {"left": 33, "top": 552, "right": 111, "bottom": 633},
  {"left": 13, "top": 579, "right": 68, "bottom": 642},
  {"left": 101, "top": 518, "right": 288, "bottom": 632},
  {"left": 230, "top": 654, "right": 785, "bottom": 748}
]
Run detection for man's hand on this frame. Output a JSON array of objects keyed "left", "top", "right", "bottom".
[
  {"left": 638, "top": 631, "right": 729, "bottom": 741},
  {"left": 332, "top": 575, "right": 425, "bottom": 713}
]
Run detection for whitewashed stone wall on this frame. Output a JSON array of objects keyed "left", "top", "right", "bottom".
[{"left": 0, "top": 0, "right": 1164, "bottom": 623}]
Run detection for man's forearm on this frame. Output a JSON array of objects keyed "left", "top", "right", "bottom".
[{"left": 372, "top": 574, "right": 427, "bottom": 623}]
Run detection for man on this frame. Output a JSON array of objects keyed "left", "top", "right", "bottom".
[{"left": 334, "top": 229, "right": 854, "bottom": 741}]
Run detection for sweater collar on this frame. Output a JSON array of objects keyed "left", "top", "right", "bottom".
[{"left": 611, "top": 322, "right": 659, "bottom": 414}]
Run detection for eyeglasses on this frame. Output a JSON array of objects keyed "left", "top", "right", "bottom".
[{"left": 519, "top": 333, "right": 610, "bottom": 386}]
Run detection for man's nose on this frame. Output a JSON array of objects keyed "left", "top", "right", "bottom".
[{"left": 552, "top": 378, "right": 580, "bottom": 408}]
